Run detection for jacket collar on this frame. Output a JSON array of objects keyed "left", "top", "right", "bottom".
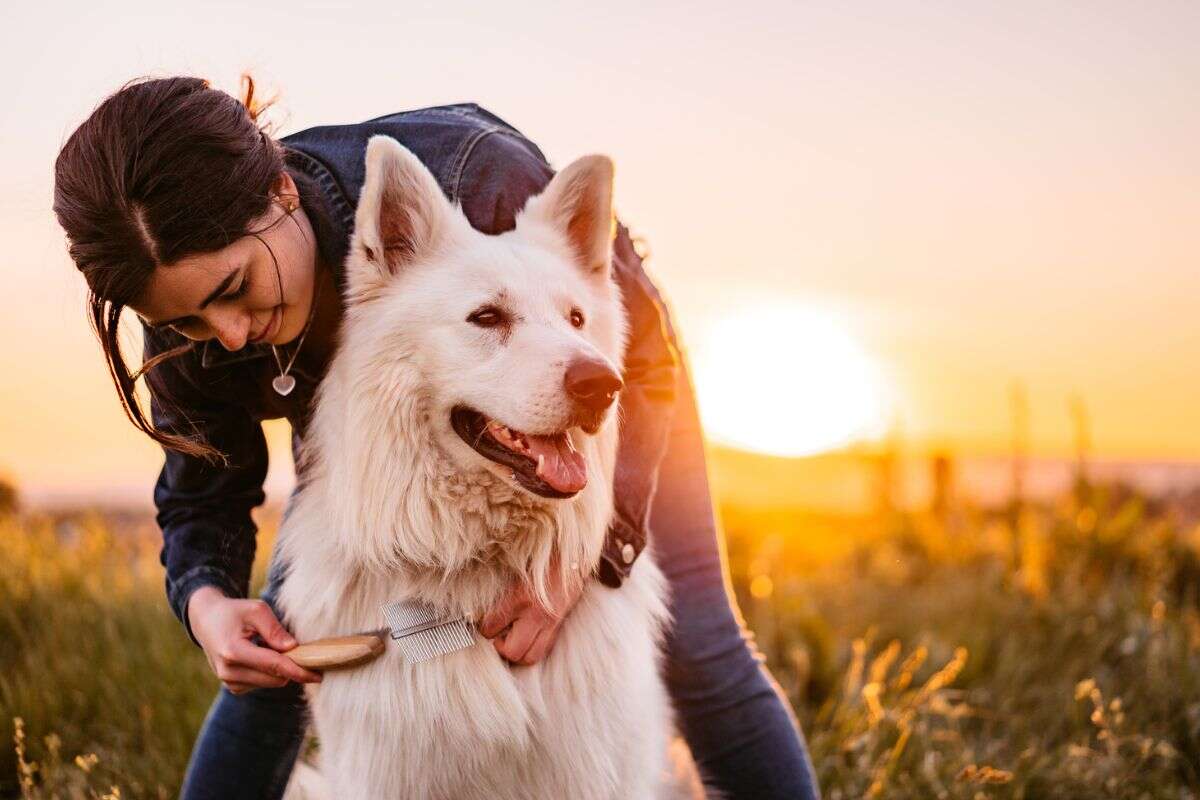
[
  {"left": 198, "top": 338, "right": 321, "bottom": 384},
  {"left": 282, "top": 142, "right": 355, "bottom": 299},
  {"left": 199, "top": 339, "right": 272, "bottom": 369}
]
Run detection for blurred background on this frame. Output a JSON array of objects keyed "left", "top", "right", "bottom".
[{"left": 2, "top": 1, "right": 1199, "bottom": 798}]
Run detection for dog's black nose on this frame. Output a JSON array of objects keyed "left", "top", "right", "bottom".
[{"left": 565, "top": 358, "right": 623, "bottom": 413}]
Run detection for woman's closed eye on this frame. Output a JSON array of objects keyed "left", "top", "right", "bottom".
[
  {"left": 225, "top": 273, "right": 251, "bottom": 301},
  {"left": 165, "top": 274, "right": 252, "bottom": 337}
]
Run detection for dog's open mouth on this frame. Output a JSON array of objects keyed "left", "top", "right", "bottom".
[{"left": 450, "top": 406, "right": 586, "bottom": 499}]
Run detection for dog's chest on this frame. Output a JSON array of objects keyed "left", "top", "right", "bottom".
[{"left": 309, "top": 570, "right": 670, "bottom": 798}]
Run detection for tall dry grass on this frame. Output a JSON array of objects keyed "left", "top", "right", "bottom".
[
  {"left": 723, "top": 484, "right": 1200, "bottom": 798},
  {"left": 3, "top": 481, "right": 1200, "bottom": 798},
  {"left": 0, "top": 511, "right": 272, "bottom": 799}
]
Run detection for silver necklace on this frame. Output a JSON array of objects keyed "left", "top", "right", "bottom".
[{"left": 270, "top": 269, "right": 323, "bottom": 397}]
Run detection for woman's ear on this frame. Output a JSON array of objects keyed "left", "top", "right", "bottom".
[
  {"left": 350, "top": 136, "right": 452, "bottom": 287},
  {"left": 522, "top": 155, "right": 615, "bottom": 281},
  {"left": 272, "top": 169, "right": 300, "bottom": 213}
]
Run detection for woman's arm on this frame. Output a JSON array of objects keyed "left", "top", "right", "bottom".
[{"left": 144, "top": 326, "right": 320, "bottom": 692}]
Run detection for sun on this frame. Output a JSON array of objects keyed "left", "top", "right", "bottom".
[{"left": 691, "top": 304, "right": 889, "bottom": 457}]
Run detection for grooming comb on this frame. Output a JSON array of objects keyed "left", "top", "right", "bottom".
[
  {"left": 381, "top": 599, "right": 477, "bottom": 663},
  {"left": 284, "top": 600, "right": 475, "bottom": 670}
]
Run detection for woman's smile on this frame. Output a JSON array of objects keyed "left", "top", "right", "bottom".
[{"left": 249, "top": 305, "right": 282, "bottom": 344}]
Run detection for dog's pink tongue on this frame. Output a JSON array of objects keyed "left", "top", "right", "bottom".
[{"left": 527, "top": 434, "right": 587, "bottom": 494}]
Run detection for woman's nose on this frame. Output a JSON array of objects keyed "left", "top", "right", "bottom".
[{"left": 209, "top": 308, "right": 252, "bottom": 351}]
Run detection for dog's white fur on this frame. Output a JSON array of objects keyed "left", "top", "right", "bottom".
[{"left": 275, "top": 136, "right": 686, "bottom": 799}]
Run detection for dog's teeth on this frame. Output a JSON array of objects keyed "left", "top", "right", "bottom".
[{"left": 536, "top": 454, "right": 545, "bottom": 476}]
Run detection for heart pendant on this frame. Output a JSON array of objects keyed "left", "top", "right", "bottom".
[{"left": 272, "top": 374, "right": 297, "bottom": 396}]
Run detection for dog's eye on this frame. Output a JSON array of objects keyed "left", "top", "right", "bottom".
[
  {"left": 467, "top": 305, "right": 508, "bottom": 328},
  {"left": 569, "top": 308, "right": 585, "bottom": 329}
]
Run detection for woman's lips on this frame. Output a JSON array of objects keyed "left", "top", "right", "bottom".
[{"left": 249, "top": 306, "right": 281, "bottom": 344}]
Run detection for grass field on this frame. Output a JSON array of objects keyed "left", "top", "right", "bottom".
[{"left": 3, "top": 482, "right": 1200, "bottom": 799}]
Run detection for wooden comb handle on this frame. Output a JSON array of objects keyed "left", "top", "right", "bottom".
[{"left": 285, "top": 634, "right": 386, "bottom": 671}]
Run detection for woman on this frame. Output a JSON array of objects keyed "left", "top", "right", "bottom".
[{"left": 53, "top": 76, "right": 820, "bottom": 800}]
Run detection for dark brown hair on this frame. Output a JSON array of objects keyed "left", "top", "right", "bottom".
[{"left": 54, "top": 74, "right": 301, "bottom": 461}]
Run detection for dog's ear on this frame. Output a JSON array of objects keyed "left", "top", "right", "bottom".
[
  {"left": 350, "top": 136, "right": 452, "bottom": 294},
  {"left": 524, "top": 155, "right": 615, "bottom": 281}
]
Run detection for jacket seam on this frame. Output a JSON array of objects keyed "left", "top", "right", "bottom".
[
  {"left": 393, "top": 105, "right": 522, "bottom": 137},
  {"left": 283, "top": 146, "right": 356, "bottom": 235},
  {"left": 447, "top": 126, "right": 502, "bottom": 204}
]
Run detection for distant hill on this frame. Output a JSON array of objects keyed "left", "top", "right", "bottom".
[
  {"left": 707, "top": 445, "right": 877, "bottom": 512},
  {"left": 706, "top": 443, "right": 1200, "bottom": 513},
  {"left": 15, "top": 443, "right": 1200, "bottom": 517}
]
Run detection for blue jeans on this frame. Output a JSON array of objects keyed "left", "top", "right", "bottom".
[{"left": 180, "top": 367, "right": 820, "bottom": 800}]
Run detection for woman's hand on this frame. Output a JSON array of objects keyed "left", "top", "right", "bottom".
[
  {"left": 187, "top": 586, "right": 323, "bottom": 694},
  {"left": 478, "top": 562, "right": 587, "bottom": 666}
]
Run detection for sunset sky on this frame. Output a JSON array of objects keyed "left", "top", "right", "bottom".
[{"left": 2, "top": 1, "right": 1198, "bottom": 504}]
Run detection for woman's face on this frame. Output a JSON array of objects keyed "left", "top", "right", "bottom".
[{"left": 131, "top": 171, "right": 318, "bottom": 351}]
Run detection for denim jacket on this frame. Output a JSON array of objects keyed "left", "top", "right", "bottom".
[{"left": 141, "top": 103, "right": 680, "bottom": 640}]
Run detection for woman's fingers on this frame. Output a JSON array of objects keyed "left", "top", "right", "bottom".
[
  {"left": 228, "top": 637, "right": 322, "bottom": 684},
  {"left": 216, "top": 641, "right": 320, "bottom": 693},
  {"left": 190, "top": 591, "right": 322, "bottom": 692},
  {"left": 518, "top": 626, "right": 555, "bottom": 666},
  {"left": 238, "top": 601, "right": 322, "bottom": 682},
  {"left": 482, "top": 566, "right": 588, "bottom": 664},
  {"left": 479, "top": 593, "right": 522, "bottom": 639},
  {"left": 494, "top": 615, "right": 543, "bottom": 664},
  {"left": 244, "top": 600, "right": 299, "bottom": 651}
]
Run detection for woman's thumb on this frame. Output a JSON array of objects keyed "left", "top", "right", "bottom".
[
  {"left": 247, "top": 602, "right": 298, "bottom": 651},
  {"left": 479, "top": 593, "right": 520, "bottom": 639}
]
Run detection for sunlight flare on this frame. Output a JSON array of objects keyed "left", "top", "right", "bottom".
[{"left": 692, "top": 304, "right": 888, "bottom": 457}]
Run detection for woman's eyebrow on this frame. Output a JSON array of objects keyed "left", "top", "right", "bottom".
[
  {"left": 143, "top": 268, "right": 241, "bottom": 328},
  {"left": 197, "top": 269, "right": 241, "bottom": 310}
]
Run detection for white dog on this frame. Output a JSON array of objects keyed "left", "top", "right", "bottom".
[{"left": 275, "top": 136, "right": 698, "bottom": 799}]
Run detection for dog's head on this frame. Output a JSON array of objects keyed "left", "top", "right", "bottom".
[{"left": 341, "top": 136, "right": 626, "bottom": 501}]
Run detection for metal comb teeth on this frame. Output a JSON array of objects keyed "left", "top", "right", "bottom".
[{"left": 381, "top": 600, "right": 477, "bottom": 663}]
